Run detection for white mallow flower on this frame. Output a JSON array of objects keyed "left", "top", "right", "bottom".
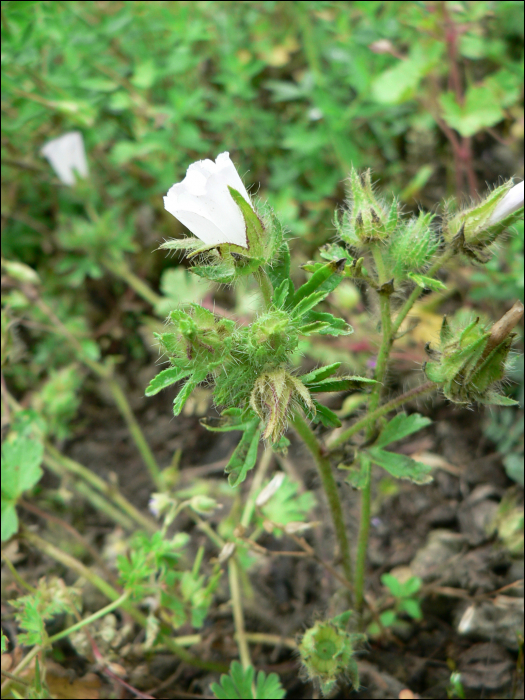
[
  {"left": 163, "top": 152, "right": 254, "bottom": 249},
  {"left": 488, "top": 181, "right": 524, "bottom": 225},
  {"left": 40, "top": 131, "right": 89, "bottom": 186}
]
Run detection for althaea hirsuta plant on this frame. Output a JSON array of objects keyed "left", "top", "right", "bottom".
[{"left": 148, "top": 152, "right": 523, "bottom": 692}]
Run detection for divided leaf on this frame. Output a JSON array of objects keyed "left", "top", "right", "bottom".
[
  {"left": 375, "top": 413, "right": 432, "bottom": 448},
  {"left": 367, "top": 447, "right": 433, "bottom": 484}
]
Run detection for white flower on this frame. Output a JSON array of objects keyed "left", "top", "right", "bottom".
[
  {"left": 163, "top": 152, "right": 254, "bottom": 249},
  {"left": 488, "top": 181, "right": 524, "bottom": 225},
  {"left": 40, "top": 131, "right": 89, "bottom": 186}
]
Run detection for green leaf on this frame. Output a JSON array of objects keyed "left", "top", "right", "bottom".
[
  {"left": 268, "top": 243, "right": 291, "bottom": 292},
  {"left": 298, "top": 321, "right": 331, "bottom": 335},
  {"left": 399, "top": 598, "right": 423, "bottom": 620},
  {"left": 381, "top": 573, "right": 403, "bottom": 597},
  {"left": 272, "top": 278, "right": 290, "bottom": 309},
  {"left": 300, "top": 311, "right": 353, "bottom": 336},
  {"left": 291, "top": 290, "right": 329, "bottom": 318},
  {"left": 305, "top": 376, "right": 377, "bottom": 393},
  {"left": 211, "top": 661, "right": 285, "bottom": 700},
  {"left": 2, "top": 437, "right": 44, "bottom": 499},
  {"left": 343, "top": 453, "right": 370, "bottom": 490},
  {"left": 290, "top": 260, "right": 345, "bottom": 308},
  {"left": 379, "top": 610, "right": 398, "bottom": 627},
  {"left": 173, "top": 369, "right": 208, "bottom": 416},
  {"left": 212, "top": 661, "right": 254, "bottom": 699},
  {"left": 201, "top": 408, "right": 259, "bottom": 432},
  {"left": 400, "top": 576, "right": 422, "bottom": 598},
  {"left": 312, "top": 401, "right": 342, "bottom": 428},
  {"left": 375, "top": 413, "right": 432, "bottom": 448},
  {"left": 367, "top": 448, "right": 433, "bottom": 484},
  {"left": 408, "top": 273, "right": 447, "bottom": 292},
  {"left": 440, "top": 86, "right": 504, "bottom": 137},
  {"left": 300, "top": 363, "right": 341, "bottom": 384},
  {"left": 145, "top": 366, "right": 191, "bottom": 397},
  {"left": 260, "top": 475, "right": 316, "bottom": 535},
  {"left": 1, "top": 501, "right": 18, "bottom": 542},
  {"left": 225, "top": 420, "right": 261, "bottom": 487},
  {"left": 254, "top": 669, "right": 286, "bottom": 699}
]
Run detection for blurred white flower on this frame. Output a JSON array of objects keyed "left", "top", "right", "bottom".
[
  {"left": 163, "top": 152, "right": 254, "bottom": 248},
  {"left": 40, "top": 131, "right": 89, "bottom": 186},
  {"left": 488, "top": 181, "right": 524, "bottom": 225}
]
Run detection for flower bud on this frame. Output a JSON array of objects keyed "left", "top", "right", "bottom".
[
  {"left": 341, "top": 169, "right": 390, "bottom": 245},
  {"left": 189, "top": 495, "right": 222, "bottom": 516},
  {"left": 445, "top": 180, "right": 524, "bottom": 249},
  {"left": 424, "top": 305, "right": 522, "bottom": 406},
  {"left": 299, "top": 619, "right": 361, "bottom": 695},
  {"left": 249, "top": 368, "right": 314, "bottom": 443}
]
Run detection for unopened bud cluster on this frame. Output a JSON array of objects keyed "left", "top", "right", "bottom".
[{"left": 424, "top": 310, "right": 520, "bottom": 406}]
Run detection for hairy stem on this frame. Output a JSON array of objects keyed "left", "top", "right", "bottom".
[
  {"left": 291, "top": 412, "right": 353, "bottom": 600},
  {"left": 391, "top": 248, "right": 455, "bottom": 337},
  {"left": 328, "top": 381, "right": 436, "bottom": 450},
  {"left": 353, "top": 276, "right": 393, "bottom": 616}
]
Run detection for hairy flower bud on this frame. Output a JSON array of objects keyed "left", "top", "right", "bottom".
[
  {"left": 445, "top": 180, "right": 524, "bottom": 250},
  {"left": 299, "top": 619, "right": 362, "bottom": 695},
  {"left": 340, "top": 168, "right": 391, "bottom": 246},
  {"left": 249, "top": 368, "right": 314, "bottom": 443},
  {"left": 424, "top": 305, "right": 522, "bottom": 406}
]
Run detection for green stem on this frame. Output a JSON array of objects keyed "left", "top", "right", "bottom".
[
  {"left": 107, "top": 376, "right": 163, "bottom": 489},
  {"left": 291, "top": 413, "right": 353, "bottom": 600},
  {"left": 20, "top": 530, "right": 228, "bottom": 674},
  {"left": 254, "top": 266, "right": 273, "bottom": 309},
  {"left": 43, "top": 443, "right": 157, "bottom": 533},
  {"left": 228, "top": 558, "right": 251, "bottom": 670},
  {"left": 327, "top": 380, "right": 437, "bottom": 451},
  {"left": 103, "top": 258, "right": 162, "bottom": 309},
  {"left": 391, "top": 247, "right": 456, "bottom": 337},
  {"left": 21, "top": 289, "right": 163, "bottom": 488},
  {"left": 241, "top": 447, "right": 273, "bottom": 529},
  {"left": 49, "top": 593, "right": 131, "bottom": 644}
]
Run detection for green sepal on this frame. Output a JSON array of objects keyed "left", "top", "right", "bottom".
[
  {"left": 375, "top": 412, "right": 432, "bottom": 449},
  {"left": 224, "top": 419, "right": 261, "bottom": 487},
  {"left": 173, "top": 369, "right": 208, "bottom": 416},
  {"left": 158, "top": 237, "right": 207, "bottom": 253},
  {"left": 200, "top": 407, "right": 258, "bottom": 432},
  {"left": 228, "top": 187, "right": 265, "bottom": 254},
  {"left": 408, "top": 273, "right": 447, "bottom": 291},
  {"left": 440, "top": 315, "right": 453, "bottom": 344},
  {"left": 367, "top": 447, "right": 433, "bottom": 484},
  {"left": 300, "top": 363, "right": 342, "bottom": 384},
  {"left": 312, "top": 401, "right": 342, "bottom": 428},
  {"left": 145, "top": 366, "right": 192, "bottom": 397},
  {"left": 290, "top": 260, "right": 346, "bottom": 308},
  {"left": 476, "top": 392, "right": 519, "bottom": 406},
  {"left": 190, "top": 265, "right": 235, "bottom": 284}
]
